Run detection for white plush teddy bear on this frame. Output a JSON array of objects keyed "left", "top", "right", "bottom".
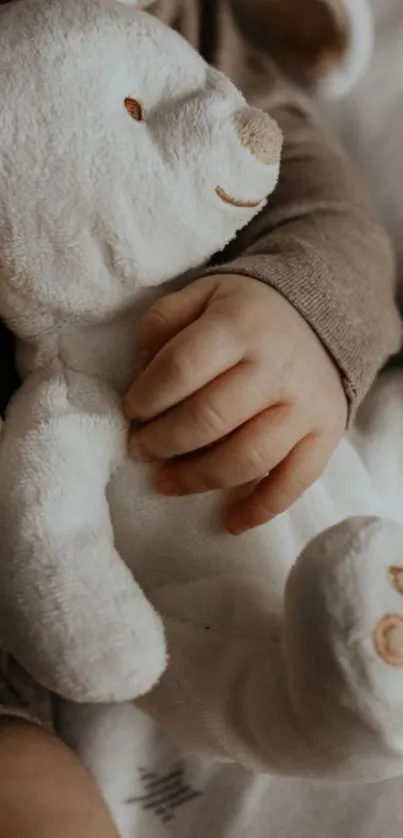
[
  {"left": 0, "top": 0, "right": 282, "bottom": 697},
  {"left": 1, "top": 0, "right": 403, "bottom": 784}
]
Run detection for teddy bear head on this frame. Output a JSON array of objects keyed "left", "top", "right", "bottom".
[{"left": 0, "top": 0, "right": 282, "bottom": 337}]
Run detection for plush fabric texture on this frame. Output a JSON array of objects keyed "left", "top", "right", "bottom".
[
  {"left": 1, "top": 0, "right": 403, "bottom": 786},
  {"left": 59, "top": 675, "right": 403, "bottom": 837},
  {"left": 1, "top": 1, "right": 401, "bottom": 408},
  {"left": 0, "top": 0, "right": 281, "bottom": 701},
  {"left": 60, "top": 1, "right": 403, "bottom": 824},
  {"left": 57, "top": 366, "right": 403, "bottom": 836}
]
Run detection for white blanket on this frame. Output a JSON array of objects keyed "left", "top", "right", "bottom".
[
  {"left": 57, "top": 0, "right": 403, "bottom": 830},
  {"left": 60, "top": 700, "right": 403, "bottom": 838}
]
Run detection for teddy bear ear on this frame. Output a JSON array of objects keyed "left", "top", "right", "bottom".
[{"left": 241, "top": 0, "right": 373, "bottom": 99}]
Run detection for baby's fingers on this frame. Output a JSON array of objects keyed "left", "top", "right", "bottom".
[
  {"left": 226, "top": 435, "right": 328, "bottom": 534},
  {"left": 130, "top": 364, "right": 279, "bottom": 462},
  {"left": 138, "top": 277, "right": 219, "bottom": 361},
  {"left": 125, "top": 314, "right": 242, "bottom": 423},
  {"left": 157, "top": 405, "right": 301, "bottom": 495}
]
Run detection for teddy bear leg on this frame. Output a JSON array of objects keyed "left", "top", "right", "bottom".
[
  {"left": 284, "top": 516, "right": 403, "bottom": 779},
  {"left": 136, "top": 532, "right": 403, "bottom": 781}
]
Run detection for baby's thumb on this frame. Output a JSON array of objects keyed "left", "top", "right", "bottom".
[{"left": 138, "top": 276, "right": 219, "bottom": 365}]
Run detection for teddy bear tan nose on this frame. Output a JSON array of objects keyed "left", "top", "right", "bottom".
[{"left": 235, "top": 107, "right": 283, "bottom": 165}]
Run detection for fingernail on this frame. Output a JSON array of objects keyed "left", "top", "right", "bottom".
[
  {"left": 129, "top": 436, "right": 155, "bottom": 463},
  {"left": 226, "top": 511, "right": 248, "bottom": 536},
  {"left": 227, "top": 521, "right": 248, "bottom": 536},
  {"left": 157, "top": 472, "right": 185, "bottom": 496}
]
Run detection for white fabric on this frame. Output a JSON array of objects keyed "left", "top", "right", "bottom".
[
  {"left": 59, "top": 0, "right": 403, "bottom": 816},
  {"left": 60, "top": 703, "right": 403, "bottom": 838},
  {"left": 2, "top": 0, "right": 403, "bottom": 811},
  {"left": 59, "top": 367, "right": 403, "bottom": 835},
  {"left": 0, "top": 0, "right": 280, "bottom": 702},
  {"left": 59, "top": 1, "right": 403, "bottom": 833}
]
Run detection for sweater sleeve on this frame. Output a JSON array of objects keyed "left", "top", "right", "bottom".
[
  {"left": 209, "top": 83, "right": 401, "bottom": 415},
  {"left": 155, "top": 0, "right": 402, "bottom": 415}
]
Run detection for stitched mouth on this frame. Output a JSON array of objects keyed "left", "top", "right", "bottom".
[{"left": 215, "top": 185, "right": 262, "bottom": 209}]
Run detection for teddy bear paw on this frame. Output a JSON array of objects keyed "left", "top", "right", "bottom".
[
  {"left": 373, "top": 574, "right": 403, "bottom": 668},
  {"left": 285, "top": 517, "right": 403, "bottom": 757}
]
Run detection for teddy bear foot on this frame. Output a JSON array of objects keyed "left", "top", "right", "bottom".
[
  {"left": 51, "top": 608, "right": 168, "bottom": 704},
  {"left": 284, "top": 516, "right": 403, "bottom": 774},
  {"left": 5, "top": 594, "right": 168, "bottom": 705}
]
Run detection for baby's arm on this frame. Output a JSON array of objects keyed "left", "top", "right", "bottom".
[
  {"left": 215, "top": 64, "right": 401, "bottom": 412},
  {"left": 0, "top": 717, "right": 118, "bottom": 838},
  {"left": 0, "top": 365, "right": 165, "bottom": 702},
  {"left": 211, "top": 0, "right": 401, "bottom": 409}
]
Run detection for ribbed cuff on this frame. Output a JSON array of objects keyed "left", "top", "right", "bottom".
[{"left": 206, "top": 248, "right": 402, "bottom": 424}]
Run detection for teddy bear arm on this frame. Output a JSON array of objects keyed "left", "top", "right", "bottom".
[{"left": 0, "top": 366, "right": 166, "bottom": 703}]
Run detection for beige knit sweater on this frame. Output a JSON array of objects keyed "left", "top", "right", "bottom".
[{"left": 149, "top": 0, "right": 401, "bottom": 413}]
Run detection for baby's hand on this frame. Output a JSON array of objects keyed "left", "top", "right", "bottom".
[{"left": 125, "top": 275, "right": 347, "bottom": 533}]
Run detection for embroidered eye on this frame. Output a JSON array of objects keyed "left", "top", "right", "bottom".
[{"left": 124, "top": 97, "right": 143, "bottom": 121}]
